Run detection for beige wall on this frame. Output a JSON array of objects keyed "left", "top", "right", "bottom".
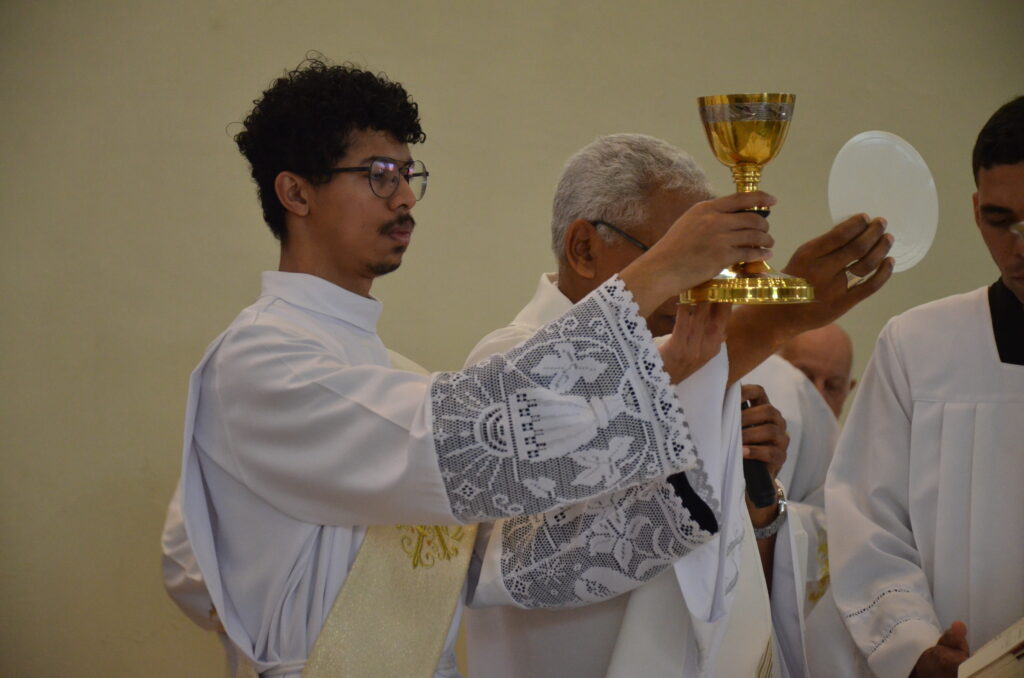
[{"left": 1, "top": 1, "right": 1020, "bottom": 674}]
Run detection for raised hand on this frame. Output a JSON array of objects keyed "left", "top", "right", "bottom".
[
  {"left": 726, "top": 214, "right": 895, "bottom": 383},
  {"left": 658, "top": 302, "right": 732, "bottom": 384},
  {"left": 620, "top": 191, "right": 775, "bottom": 318},
  {"left": 777, "top": 213, "right": 895, "bottom": 333},
  {"left": 657, "top": 191, "right": 778, "bottom": 288}
]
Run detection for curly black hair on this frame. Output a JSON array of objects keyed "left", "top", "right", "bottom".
[
  {"left": 973, "top": 95, "right": 1024, "bottom": 185},
  {"left": 235, "top": 57, "right": 426, "bottom": 241}
]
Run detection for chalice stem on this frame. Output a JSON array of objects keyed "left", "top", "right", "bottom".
[{"left": 732, "top": 165, "right": 770, "bottom": 216}]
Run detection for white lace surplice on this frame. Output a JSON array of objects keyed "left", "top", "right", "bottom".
[
  {"left": 466, "top": 273, "right": 804, "bottom": 678},
  {"left": 178, "top": 271, "right": 716, "bottom": 678},
  {"left": 827, "top": 287, "right": 1024, "bottom": 678}
]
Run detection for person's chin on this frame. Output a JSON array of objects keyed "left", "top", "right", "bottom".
[{"left": 370, "top": 258, "right": 402, "bottom": 277}]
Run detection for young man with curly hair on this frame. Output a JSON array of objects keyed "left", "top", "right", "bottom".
[{"left": 162, "top": 58, "right": 787, "bottom": 677}]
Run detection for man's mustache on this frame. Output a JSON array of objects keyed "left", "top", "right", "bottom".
[{"left": 380, "top": 214, "right": 415, "bottom": 234}]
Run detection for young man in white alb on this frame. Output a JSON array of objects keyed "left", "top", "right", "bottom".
[{"left": 827, "top": 95, "right": 1024, "bottom": 678}]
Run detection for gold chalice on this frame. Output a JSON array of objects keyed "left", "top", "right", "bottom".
[{"left": 681, "top": 93, "right": 813, "bottom": 304}]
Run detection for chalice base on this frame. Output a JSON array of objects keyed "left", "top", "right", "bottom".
[{"left": 680, "top": 262, "right": 813, "bottom": 304}]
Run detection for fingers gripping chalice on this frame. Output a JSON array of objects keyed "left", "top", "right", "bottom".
[{"left": 681, "top": 93, "right": 813, "bottom": 304}]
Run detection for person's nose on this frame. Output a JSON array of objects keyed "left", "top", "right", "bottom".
[
  {"left": 1013, "top": 224, "right": 1024, "bottom": 256},
  {"left": 389, "top": 175, "right": 417, "bottom": 212}
]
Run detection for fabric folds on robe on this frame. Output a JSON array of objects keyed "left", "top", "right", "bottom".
[
  {"left": 177, "top": 271, "right": 717, "bottom": 678},
  {"left": 826, "top": 286, "right": 1024, "bottom": 678}
]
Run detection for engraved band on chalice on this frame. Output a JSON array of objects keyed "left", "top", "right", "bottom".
[{"left": 699, "top": 102, "right": 794, "bottom": 124}]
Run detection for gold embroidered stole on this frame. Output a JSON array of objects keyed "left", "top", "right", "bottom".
[
  {"left": 300, "top": 350, "right": 476, "bottom": 678},
  {"left": 807, "top": 528, "right": 831, "bottom": 606},
  {"left": 300, "top": 522, "right": 477, "bottom": 678}
]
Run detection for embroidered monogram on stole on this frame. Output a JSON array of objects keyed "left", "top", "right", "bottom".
[{"left": 397, "top": 525, "right": 467, "bottom": 569}]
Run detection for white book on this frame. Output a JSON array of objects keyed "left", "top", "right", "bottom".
[{"left": 958, "top": 617, "right": 1024, "bottom": 678}]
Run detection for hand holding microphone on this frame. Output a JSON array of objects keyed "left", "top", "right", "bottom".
[{"left": 739, "top": 384, "right": 789, "bottom": 509}]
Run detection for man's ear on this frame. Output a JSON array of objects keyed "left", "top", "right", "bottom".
[
  {"left": 274, "top": 171, "right": 312, "bottom": 218},
  {"left": 972, "top": 191, "right": 981, "bottom": 229},
  {"left": 563, "top": 219, "right": 599, "bottom": 279}
]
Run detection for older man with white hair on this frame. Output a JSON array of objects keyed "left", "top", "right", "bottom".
[{"left": 464, "top": 133, "right": 893, "bottom": 678}]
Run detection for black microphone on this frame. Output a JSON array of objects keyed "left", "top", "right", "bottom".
[{"left": 741, "top": 399, "right": 777, "bottom": 508}]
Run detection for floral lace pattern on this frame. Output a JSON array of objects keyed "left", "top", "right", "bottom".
[
  {"left": 431, "top": 276, "right": 702, "bottom": 522},
  {"left": 499, "top": 479, "right": 716, "bottom": 607},
  {"left": 428, "top": 278, "right": 716, "bottom": 610}
]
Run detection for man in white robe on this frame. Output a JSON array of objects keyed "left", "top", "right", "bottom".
[
  {"left": 464, "top": 134, "right": 895, "bottom": 678},
  {"left": 826, "top": 95, "right": 1024, "bottom": 678},
  {"left": 167, "top": 60, "right": 786, "bottom": 678}
]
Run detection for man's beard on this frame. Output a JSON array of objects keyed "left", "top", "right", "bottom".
[
  {"left": 370, "top": 261, "right": 400, "bottom": 276},
  {"left": 370, "top": 213, "right": 416, "bottom": 277}
]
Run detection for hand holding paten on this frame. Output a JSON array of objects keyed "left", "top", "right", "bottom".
[
  {"left": 733, "top": 214, "right": 895, "bottom": 351},
  {"left": 778, "top": 214, "right": 894, "bottom": 333}
]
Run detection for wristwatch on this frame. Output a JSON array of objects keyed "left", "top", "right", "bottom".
[{"left": 753, "top": 478, "right": 788, "bottom": 540}]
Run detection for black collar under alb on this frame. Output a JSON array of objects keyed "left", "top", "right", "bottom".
[{"left": 988, "top": 278, "right": 1024, "bottom": 366}]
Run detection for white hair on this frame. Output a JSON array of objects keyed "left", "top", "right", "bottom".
[{"left": 551, "top": 133, "right": 713, "bottom": 259}]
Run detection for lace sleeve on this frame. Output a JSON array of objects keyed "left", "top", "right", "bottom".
[
  {"left": 495, "top": 475, "right": 717, "bottom": 608},
  {"left": 430, "top": 276, "right": 701, "bottom": 522}
]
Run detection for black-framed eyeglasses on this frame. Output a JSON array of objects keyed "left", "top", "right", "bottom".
[
  {"left": 326, "top": 158, "right": 428, "bottom": 200},
  {"left": 591, "top": 220, "right": 650, "bottom": 252}
]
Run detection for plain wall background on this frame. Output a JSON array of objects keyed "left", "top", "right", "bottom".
[{"left": 2, "top": 1, "right": 1021, "bottom": 675}]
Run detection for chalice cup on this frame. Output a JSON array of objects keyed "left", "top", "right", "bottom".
[{"left": 680, "top": 93, "right": 813, "bottom": 304}]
